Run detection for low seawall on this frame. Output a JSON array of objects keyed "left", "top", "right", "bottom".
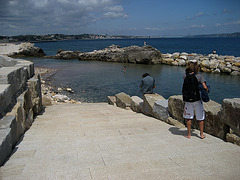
[
  {"left": 108, "top": 93, "right": 240, "bottom": 145},
  {"left": 0, "top": 55, "right": 43, "bottom": 166}
]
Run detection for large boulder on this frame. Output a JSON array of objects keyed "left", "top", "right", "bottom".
[
  {"left": 152, "top": 99, "right": 169, "bottom": 121},
  {"left": 168, "top": 95, "right": 185, "bottom": 124},
  {"left": 115, "top": 92, "right": 132, "bottom": 109},
  {"left": 142, "top": 93, "right": 165, "bottom": 116},
  {"left": 51, "top": 49, "right": 80, "bottom": 59},
  {"left": 8, "top": 43, "right": 45, "bottom": 57},
  {"left": 107, "top": 96, "right": 116, "bottom": 106},
  {"left": 203, "top": 100, "right": 229, "bottom": 139},
  {"left": 130, "top": 96, "right": 143, "bottom": 113},
  {"left": 220, "top": 98, "right": 240, "bottom": 136}
]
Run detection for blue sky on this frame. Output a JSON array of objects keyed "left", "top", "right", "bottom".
[{"left": 0, "top": 0, "right": 239, "bottom": 36}]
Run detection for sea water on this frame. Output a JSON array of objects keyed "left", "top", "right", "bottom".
[{"left": 26, "top": 38, "right": 240, "bottom": 103}]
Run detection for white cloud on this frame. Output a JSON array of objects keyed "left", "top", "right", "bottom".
[
  {"left": 0, "top": 0, "right": 128, "bottom": 35},
  {"left": 187, "top": 12, "right": 207, "bottom": 20},
  {"left": 216, "top": 20, "right": 240, "bottom": 26},
  {"left": 190, "top": 24, "right": 205, "bottom": 28}
]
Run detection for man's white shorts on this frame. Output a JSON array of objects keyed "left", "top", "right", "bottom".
[{"left": 183, "top": 101, "right": 205, "bottom": 121}]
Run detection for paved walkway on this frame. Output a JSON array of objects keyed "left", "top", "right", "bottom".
[{"left": 1, "top": 103, "right": 240, "bottom": 180}]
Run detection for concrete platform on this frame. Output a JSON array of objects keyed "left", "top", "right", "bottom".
[{"left": 1, "top": 103, "right": 240, "bottom": 179}]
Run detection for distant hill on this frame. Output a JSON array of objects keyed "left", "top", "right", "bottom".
[
  {"left": 186, "top": 32, "right": 240, "bottom": 38},
  {"left": 0, "top": 34, "right": 146, "bottom": 43}
]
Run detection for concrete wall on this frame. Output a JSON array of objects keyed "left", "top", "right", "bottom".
[{"left": 0, "top": 55, "right": 42, "bottom": 166}]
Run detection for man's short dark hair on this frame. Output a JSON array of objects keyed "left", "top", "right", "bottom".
[{"left": 142, "top": 73, "right": 150, "bottom": 78}]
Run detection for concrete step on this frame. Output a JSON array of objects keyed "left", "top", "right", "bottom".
[{"left": 1, "top": 103, "right": 240, "bottom": 179}]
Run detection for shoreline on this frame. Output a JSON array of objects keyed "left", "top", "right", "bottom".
[{"left": 35, "top": 67, "right": 81, "bottom": 105}]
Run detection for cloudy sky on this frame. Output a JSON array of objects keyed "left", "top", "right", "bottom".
[{"left": 0, "top": 0, "right": 240, "bottom": 37}]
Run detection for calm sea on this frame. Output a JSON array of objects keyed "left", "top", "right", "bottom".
[{"left": 26, "top": 38, "right": 240, "bottom": 103}]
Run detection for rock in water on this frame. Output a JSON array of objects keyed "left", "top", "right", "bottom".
[
  {"left": 77, "top": 45, "right": 162, "bottom": 64},
  {"left": 8, "top": 42, "right": 45, "bottom": 57}
]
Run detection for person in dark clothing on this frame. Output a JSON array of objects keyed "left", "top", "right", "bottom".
[{"left": 139, "top": 73, "right": 156, "bottom": 95}]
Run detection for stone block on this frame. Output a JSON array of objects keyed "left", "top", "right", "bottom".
[
  {"left": 142, "top": 93, "right": 165, "bottom": 116},
  {"left": 0, "top": 116, "right": 17, "bottom": 166},
  {"left": 220, "top": 98, "right": 240, "bottom": 135},
  {"left": 0, "top": 84, "right": 12, "bottom": 118},
  {"left": 115, "top": 92, "right": 132, "bottom": 109},
  {"left": 130, "top": 96, "right": 143, "bottom": 113},
  {"left": 226, "top": 133, "right": 240, "bottom": 146},
  {"left": 152, "top": 99, "right": 169, "bottom": 121},
  {"left": 27, "top": 74, "right": 43, "bottom": 114},
  {"left": 107, "top": 96, "right": 116, "bottom": 106},
  {"left": 203, "top": 100, "right": 229, "bottom": 139},
  {"left": 166, "top": 117, "right": 185, "bottom": 128},
  {"left": 42, "top": 95, "right": 53, "bottom": 106},
  {"left": 168, "top": 95, "right": 185, "bottom": 123}
]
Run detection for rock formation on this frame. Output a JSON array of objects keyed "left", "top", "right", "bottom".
[
  {"left": 8, "top": 43, "right": 45, "bottom": 57},
  {"left": 49, "top": 45, "right": 162, "bottom": 64}
]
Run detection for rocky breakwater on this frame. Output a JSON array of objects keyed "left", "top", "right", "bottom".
[
  {"left": 49, "top": 45, "right": 162, "bottom": 64},
  {"left": 162, "top": 52, "right": 240, "bottom": 75},
  {"left": 108, "top": 93, "right": 240, "bottom": 145}
]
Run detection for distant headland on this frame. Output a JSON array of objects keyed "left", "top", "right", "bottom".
[
  {"left": 186, "top": 32, "right": 240, "bottom": 38},
  {"left": 0, "top": 32, "right": 239, "bottom": 43}
]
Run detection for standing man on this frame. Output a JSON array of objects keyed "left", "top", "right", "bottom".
[
  {"left": 139, "top": 73, "right": 156, "bottom": 95},
  {"left": 182, "top": 60, "right": 208, "bottom": 139}
]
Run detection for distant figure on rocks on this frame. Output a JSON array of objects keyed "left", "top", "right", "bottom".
[
  {"left": 213, "top": 50, "right": 216, "bottom": 54},
  {"left": 144, "top": 41, "right": 147, "bottom": 46},
  {"left": 182, "top": 60, "right": 208, "bottom": 139},
  {"left": 139, "top": 73, "right": 156, "bottom": 95}
]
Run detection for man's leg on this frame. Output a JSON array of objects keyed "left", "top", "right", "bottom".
[
  {"left": 198, "top": 120, "right": 206, "bottom": 139},
  {"left": 186, "top": 119, "right": 192, "bottom": 138}
]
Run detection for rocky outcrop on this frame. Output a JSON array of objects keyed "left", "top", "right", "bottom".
[
  {"left": 8, "top": 43, "right": 45, "bottom": 57},
  {"left": 49, "top": 45, "right": 162, "bottom": 64},
  {"left": 161, "top": 52, "right": 240, "bottom": 75},
  {"left": 46, "top": 49, "right": 80, "bottom": 59}
]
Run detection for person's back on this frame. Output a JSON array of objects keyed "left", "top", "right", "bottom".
[{"left": 140, "top": 74, "right": 155, "bottom": 94}]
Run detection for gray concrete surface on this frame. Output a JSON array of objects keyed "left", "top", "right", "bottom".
[{"left": 1, "top": 103, "right": 240, "bottom": 180}]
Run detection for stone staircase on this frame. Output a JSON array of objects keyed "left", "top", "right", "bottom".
[{"left": 1, "top": 103, "right": 240, "bottom": 179}]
